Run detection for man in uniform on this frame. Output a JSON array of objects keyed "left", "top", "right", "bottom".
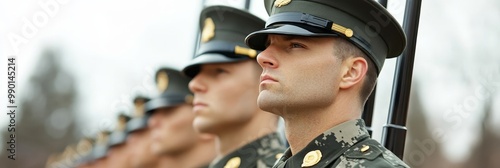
[
  {"left": 244, "top": 0, "right": 410, "bottom": 167},
  {"left": 88, "top": 130, "right": 111, "bottom": 168},
  {"left": 125, "top": 96, "right": 161, "bottom": 168},
  {"left": 106, "top": 113, "right": 132, "bottom": 168},
  {"left": 74, "top": 137, "right": 95, "bottom": 168},
  {"left": 146, "top": 67, "right": 216, "bottom": 168},
  {"left": 183, "top": 5, "right": 286, "bottom": 168}
]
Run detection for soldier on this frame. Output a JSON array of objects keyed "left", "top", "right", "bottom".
[
  {"left": 146, "top": 67, "right": 216, "bottom": 168},
  {"left": 244, "top": 0, "right": 410, "bottom": 167},
  {"left": 105, "top": 113, "right": 132, "bottom": 168},
  {"left": 183, "top": 5, "right": 286, "bottom": 168},
  {"left": 125, "top": 96, "right": 161, "bottom": 168},
  {"left": 89, "top": 130, "right": 111, "bottom": 168},
  {"left": 75, "top": 137, "right": 95, "bottom": 168}
]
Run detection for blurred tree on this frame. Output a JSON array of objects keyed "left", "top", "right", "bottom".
[
  {"left": 0, "top": 48, "right": 80, "bottom": 167},
  {"left": 460, "top": 97, "right": 500, "bottom": 168},
  {"left": 404, "top": 83, "right": 452, "bottom": 168}
]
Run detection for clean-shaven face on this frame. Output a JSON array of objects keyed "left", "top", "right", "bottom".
[
  {"left": 256, "top": 35, "right": 343, "bottom": 114},
  {"left": 189, "top": 61, "right": 261, "bottom": 134}
]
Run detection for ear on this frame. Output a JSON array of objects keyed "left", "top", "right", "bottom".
[{"left": 339, "top": 57, "right": 367, "bottom": 89}]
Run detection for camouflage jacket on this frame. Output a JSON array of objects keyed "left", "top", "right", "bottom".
[
  {"left": 210, "top": 132, "right": 286, "bottom": 168},
  {"left": 273, "top": 119, "right": 409, "bottom": 168}
]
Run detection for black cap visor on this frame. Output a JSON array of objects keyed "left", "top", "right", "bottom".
[{"left": 183, "top": 53, "right": 248, "bottom": 78}]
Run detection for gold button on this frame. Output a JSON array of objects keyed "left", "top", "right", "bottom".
[
  {"left": 361, "top": 145, "right": 370, "bottom": 153},
  {"left": 224, "top": 157, "right": 241, "bottom": 168},
  {"left": 276, "top": 153, "right": 284, "bottom": 159},
  {"left": 301, "top": 150, "right": 322, "bottom": 167}
]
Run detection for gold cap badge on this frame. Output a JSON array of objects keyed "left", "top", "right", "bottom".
[
  {"left": 76, "top": 138, "right": 93, "bottom": 155},
  {"left": 134, "top": 98, "right": 146, "bottom": 117},
  {"left": 274, "top": 0, "right": 292, "bottom": 8},
  {"left": 224, "top": 157, "right": 241, "bottom": 168},
  {"left": 302, "top": 150, "right": 322, "bottom": 167},
  {"left": 96, "top": 131, "right": 109, "bottom": 145},
  {"left": 116, "top": 115, "right": 128, "bottom": 131},
  {"left": 157, "top": 71, "right": 169, "bottom": 93},
  {"left": 201, "top": 17, "right": 215, "bottom": 43}
]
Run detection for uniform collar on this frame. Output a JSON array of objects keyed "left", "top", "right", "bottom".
[
  {"left": 275, "top": 119, "right": 370, "bottom": 168},
  {"left": 210, "top": 132, "right": 286, "bottom": 168}
]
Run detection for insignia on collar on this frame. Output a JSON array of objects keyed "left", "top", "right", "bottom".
[
  {"left": 301, "top": 150, "right": 322, "bottom": 167},
  {"left": 224, "top": 157, "right": 241, "bottom": 168},
  {"left": 276, "top": 153, "right": 284, "bottom": 159},
  {"left": 361, "top": 145, "right": 370, "bottom": 153}
]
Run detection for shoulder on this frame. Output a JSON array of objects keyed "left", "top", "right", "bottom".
[
  {"left": 333, "top": 139, "right": 410, "bottom": 168},
  {"left": 255, "top": 133, "right": 286, "bottom": 168}
]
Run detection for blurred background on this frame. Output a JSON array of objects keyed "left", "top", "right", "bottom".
[{"left": 0, "top": 0, "right": 499, "bottom": 167}]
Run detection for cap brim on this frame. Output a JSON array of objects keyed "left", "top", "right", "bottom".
[
  {"left": 144, "top": 95, "right": 186, "bottom": 114},
  {"left": 245, "top": 24, "right": 338, "bottom": 51},
  {"left": 91, "top": 145, "right": 107, "bottom": 160},
  {"left": 107, "top": 131, "right": 127, "bottom": 147},
  {"left": 126, "top": 117, "right": 148, "bottom": 133},
  {"left": 126, "top": 116, "right": 148, "bottom": 134},
  {"left": 183, "top": 53, "right": 249, "bottom": 78}
]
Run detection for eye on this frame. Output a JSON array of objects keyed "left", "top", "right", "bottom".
[
  {"left": 290, "top": 42, "right": 305, "bottom": 49},
  {"left": 215, "top": 68, "right": 228, "bottom": 74},
  {"left": 264, "top": 39, "right": 271, "bottom": 48}
]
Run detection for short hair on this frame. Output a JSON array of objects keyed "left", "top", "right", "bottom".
[{"left": 332, "top": 38, "right": 377, "bottom": 104}]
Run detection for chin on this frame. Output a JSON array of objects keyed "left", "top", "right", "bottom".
[
  {"left": 193, "top": 117, "right": 215, "bottom": 133},
  {"left": 258, "top": 93, "right": 280, "bottom": 113},
  {"left": 151, "top": 145, "right": 163, "bottom": 155}
]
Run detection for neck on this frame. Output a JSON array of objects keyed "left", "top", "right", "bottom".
[
  {"left": 168, "top": 138, "right": 216, "bottom": 168},
  {"left": 283, "top": 93, "right": 361, "bottom": 155},
  {"left": 215, "top": 110, "right": 278, "bottom": 158}
]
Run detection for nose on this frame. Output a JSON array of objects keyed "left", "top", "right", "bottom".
[
  {"left": 257, "top": 44, "right": 278, "bottom": 69},
  {"left": 189, "top": 74, "right": 207, "bottom": 94},
  {"left": 148, "top": 111, "right": 161, "bottom": 128}
]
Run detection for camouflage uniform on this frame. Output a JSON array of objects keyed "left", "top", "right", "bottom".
[
  {"left": 273, "top": 120, "right": 409, "bottom": 168},
  {"left": 210, "top": 133, "right": 286, "bottom": 168}
]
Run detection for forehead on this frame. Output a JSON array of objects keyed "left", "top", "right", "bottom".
[
  {"left": 155, "top": 105, "right": 185, "bottom": 114},
  {"left": 266, "top": 34, "right": 334, "bottom": 43},
  {"left": 200, "top": 62, "right": 241, "bottom": 69},
  {"left": 198, "top": 61, "right": 258, "bottom": 72}
]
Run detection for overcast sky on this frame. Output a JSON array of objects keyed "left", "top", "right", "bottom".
[{"left": 1, "top": 0, "right": 499, "bottom": 163}]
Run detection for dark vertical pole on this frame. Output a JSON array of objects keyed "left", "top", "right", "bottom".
[
  {"left": 362, "top": 88, "right": 376, "bottom": 136},
  {"left": 245, "top": 0, "right": 251, "bottom": 10},
  {"left": 382, "top": 0, "right": 422, "bottom": 159},
  {"left": 362, "top": 0, "right": 388, "bottom": 137}
]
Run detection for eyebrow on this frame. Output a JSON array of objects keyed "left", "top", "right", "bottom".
[{"left": 266, "top": 35, "right": 313, "bottom": 46}]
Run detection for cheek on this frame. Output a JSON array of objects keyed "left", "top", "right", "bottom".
[
  {"left": 166, "top": 114, "right": 194, "bottom": 135},
  {"left": 219, "top": 80, "right": 259, "bottom": 117},
  {"left": 288, "top": 56, "right": 338, "bottom": 94}
]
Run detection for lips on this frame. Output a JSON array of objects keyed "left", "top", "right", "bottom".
[
  {"left": 192, "top": 101, "right": 208, "bottom": 113},
  {"left": 260, "top": 74, "right": 278, "bottom": 83},
  {"left": 151, "top": 131, "right": 162, "bottom": 141}
]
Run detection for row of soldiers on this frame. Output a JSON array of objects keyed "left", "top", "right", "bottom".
[{"left": 47, "top": 0, "right": 411, "bottom": 167}]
